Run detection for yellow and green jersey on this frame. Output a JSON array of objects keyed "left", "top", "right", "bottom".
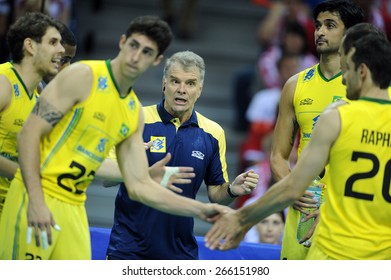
[
  {"left": 281, "top": 64, "right": 346, "bottom": 260},
  {"left": 13, "top": 60, "right": 141, "bottom": 205},
  {"left": 0, "top": 62, "right": 38, "bottom": 213},
  {"left": 314, "top": 97, "right": 391, "bottom": 259}
]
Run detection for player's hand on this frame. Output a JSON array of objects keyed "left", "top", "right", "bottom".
[
  {"left": 298, "top": 209, "right": 320, "bottom": 247},
  {"left": 292, "top": 190, "right": 318, "bottom": 214},
  {"left": 26, "top": 200, "right": 61, "bottom": 249},
  {"left": 198, "top": 203, "right": 232, "bottom": 223},
  {"left": 230, "top": 170, "right": 259, "bottom": 196},
  {"left": 144, "top": 140, "right": 153, "bottom": 150},
  {"left": 148, "top": 153, "right": 195, "bottom": 193},
  {"left": 204, "top": 210, "right": 250, "bottom": 251}
]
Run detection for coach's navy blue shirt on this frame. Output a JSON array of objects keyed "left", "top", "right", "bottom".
[{"left": 106, "top": 100, "right": 228, "bottom": 259}]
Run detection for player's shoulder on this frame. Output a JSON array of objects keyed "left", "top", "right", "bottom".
[
  {"left": 298, "top": 64, "right": 318, "bottom": 82},
  {"left": 323, "top": 98, "right": 350, "bottom": 113},
  {"left": 62, "top": 61, "right": 94, "bottom": 76},
  {"left": 280, "top": 72, "right": 301, "bottom": 102},
  {"left": 0, "top": 62, "right": 14, "bottom": 79},
  {"left": 0, "top": 67, "right": 13, "bottom": 92},
  {"left": 71, "top": 60, "right": 109, "bottom": 77},
  {"left": 283, "top": 64, "right": 318, "bottom": 88},
  {"left": 0, "top": 62, "right": 12, "bottom": 71}
]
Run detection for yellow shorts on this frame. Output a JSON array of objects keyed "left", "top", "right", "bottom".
[
  {"left": 280, "top": 206, "right": 310, "bottom": 260},
  {"left": 0, "top": 178, "right": 91, "bottom": 260}
]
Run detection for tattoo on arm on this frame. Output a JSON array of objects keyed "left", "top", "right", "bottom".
[
  {"left": 32, "top": 99, "right": 64, "bottom": 127},
  {"left": 290, "top": 119, "right": 299, "bottom": 147}
]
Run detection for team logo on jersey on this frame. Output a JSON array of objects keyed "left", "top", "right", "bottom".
[
  {"left": 312, "top": 114, "right": 320, "bottom": 130},
  {"left": 303, "top": 69, "right": 315, "bottom": 81},
  {"left": 302, "top": 131, "right": 311, "bottom": 140},
  {"left": 96, "top": 138, "right": 108, "bottom": 153},
  {"left": 299, "top": 98, "right": 313, "bottom": 105},
  {"left": 332, "top": 96, "right": 343, "bottom": 103},
  {"left": 150, "top": 136, "right": 166, "bottom": 153},
  {"left": 76, "top": 144, "right": 104, "bottom": 162},
  {"left": 128, "top": 98, "right": 135, "bottom": 110},
  {"left": 13, "top": 84, "right": 20, "bottom": 97},
  {"left": 120, "top": 124, "right": 129, "bottom": 136},
  {"left": 191, "top": 151, "right": 205, "bottom": 160},
  {"left": 302, "top": 114, "right": 321, "bottom": 140},
  {"left": 97, "top": 76, "right": 108, "bottom": 91},
  {"left": 93, "top": 112, "right": 106, "bottom": 122}
]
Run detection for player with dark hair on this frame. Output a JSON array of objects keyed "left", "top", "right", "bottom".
[
  {"left": 0, "top": 12, "right": 64, "bottom": 221},
  {"left": 42, "top": 21, "right": 77, "bottom": 84},
  {"left": 206, "top": 23, "right": 391, "bottom": 260},
  {"left": 269, "top": 0, "right": 364, "bottom": 259}
]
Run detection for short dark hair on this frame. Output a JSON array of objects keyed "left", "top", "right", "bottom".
[
  {"left": 125, "top": 15, "right": 173, "bottom": 56},
  {"left": 313, "top": 0, "right": 364, "bottom": 30},
  {"left": 58, "top": 21, "right": 77, "bottom": 47},
  {"left": 7, "top": 12, "right": 62, "bottom": 63},
  {"left": 342, "top": 22, "right": 387, "bottom": 54},
  {"left": 345, "top": 32, "right": 391, "bottom": 89}
]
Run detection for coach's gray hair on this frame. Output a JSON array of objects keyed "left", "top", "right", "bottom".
[{"left": 163, "top": 51, "right": 205, "bottom": 85}]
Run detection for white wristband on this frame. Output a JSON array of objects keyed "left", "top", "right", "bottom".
[{"left": 160, "top": 166, "right": 180, "bottom": 187}]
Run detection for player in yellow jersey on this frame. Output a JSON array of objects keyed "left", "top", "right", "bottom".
[
  {"left": 205, "top": 23, "right": 391, "bottom": 259},
  {"left": 269, "top": 0, "right": 363, "bottom": 259},
  {"left": 0, "top": 12, "right": 64, "bottom": 221},
  {"left": 0, "top": 15, "right": 230, "bottom": 260}
]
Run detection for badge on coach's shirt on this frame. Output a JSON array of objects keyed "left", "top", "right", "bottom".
[{"left": 150, "top": 136, "right": 166, "bottom": 153}]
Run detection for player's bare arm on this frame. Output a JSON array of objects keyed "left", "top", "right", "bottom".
[
  {"left": 39, "top": 62, "right": 93, "bottom": 114},
  {"left": 0, "top": 157, "right": 18, "bottom": 179},
  {"left": 205, "top": 107, "right": 341, "bottom": 250},
  {"left": 99, "top": 153, "right": 195, "bottom": 193},
  {"left": 270, "top": 74, "right": 299, "bottom": 181}
]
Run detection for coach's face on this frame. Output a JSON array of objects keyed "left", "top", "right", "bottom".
[{"left": 163, "top": 63, "right": 202, "bottom": 124}]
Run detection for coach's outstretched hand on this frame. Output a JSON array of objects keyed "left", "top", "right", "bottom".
[{"left": 204, "top": 210, "right": 251, "bottom": 250}]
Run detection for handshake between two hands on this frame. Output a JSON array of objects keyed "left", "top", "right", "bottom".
[
  {"left": 201, "top": 170, "right": 260, "bottom": 251},
  {"left": 147, "top": 141, "right": 260, "bottom": 251}
]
